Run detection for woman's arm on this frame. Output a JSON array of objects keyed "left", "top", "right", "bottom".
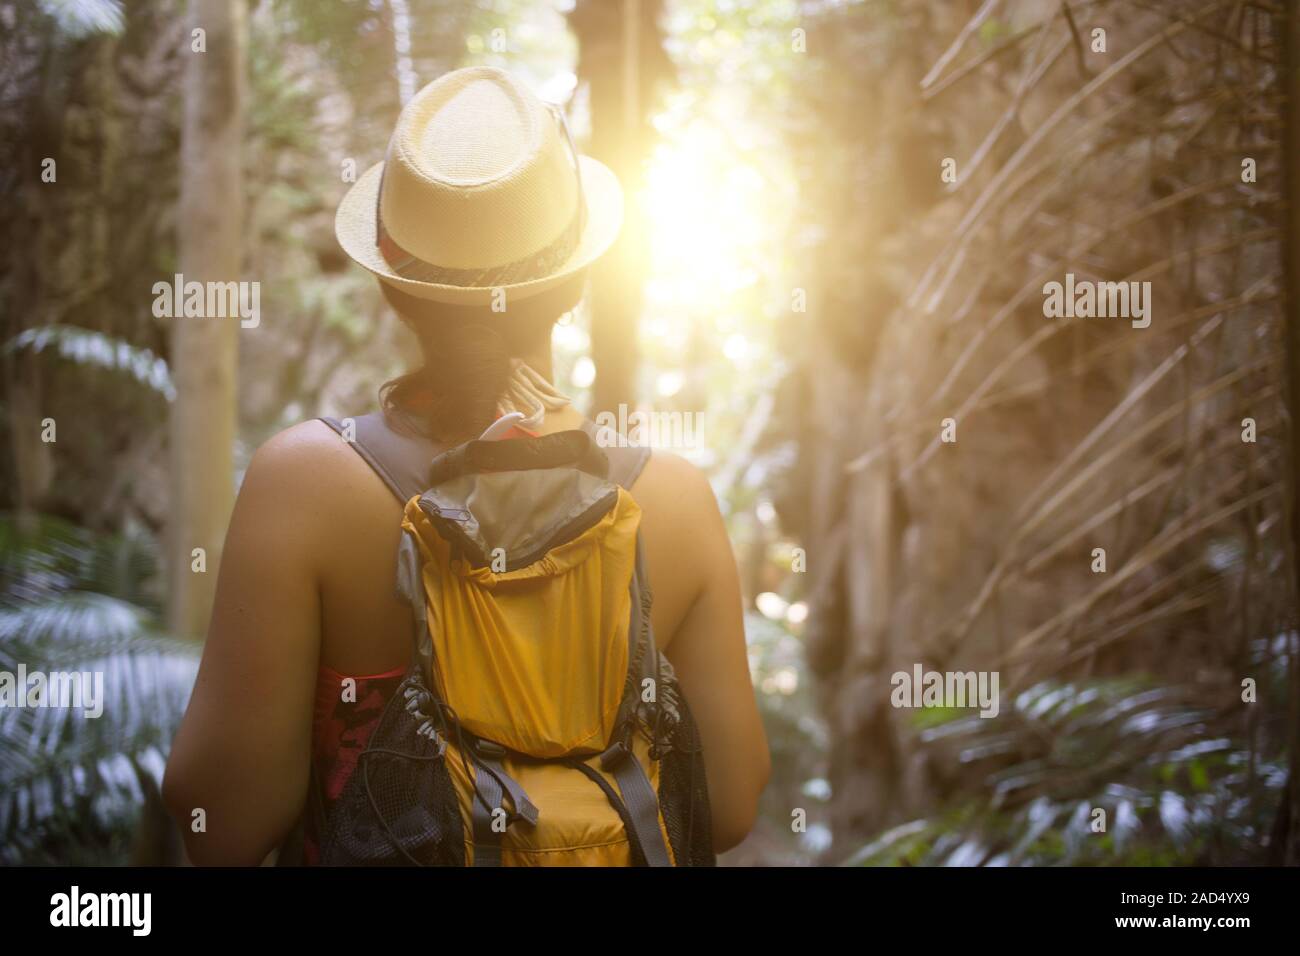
[
  {"left": 638, "top": 453, "right": 772, "bottom": 852},
  {"left": 162, "top": 427, "right": 326, "bottom": 865}
]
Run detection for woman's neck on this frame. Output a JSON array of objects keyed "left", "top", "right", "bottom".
[{"left": 504, "top": 350, "right": 585, "bottom": 435}]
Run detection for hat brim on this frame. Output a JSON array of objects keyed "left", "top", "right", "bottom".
[{"left": 334, "top": 155, "right": 623, "bottom": 306}]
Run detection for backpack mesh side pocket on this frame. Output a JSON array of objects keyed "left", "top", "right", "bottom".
[
  {"left": 319, "top": 673, "right": 464, "bottom": 866},
  {"left": 657, "top": 691, "right": 715, "bottom": 867}
]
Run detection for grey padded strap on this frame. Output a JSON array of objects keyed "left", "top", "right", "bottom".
[
  {"left": 600, "top": 481, "right": 670, "bottom": 866},
  {"left": 396, "top": 530, "right": 436, "bottom": 679},
  {"left": 470, "top": 747, "right": 539, "bottom": 867},
  {"left": 482, "top": 753, "right": 540, "bottom": 827},
  {"left": 581, "top": 419, "right": 651, "bottom": 490},
  {"left": 608, "top": 750, "right": 673, "bottom": 867},
  {"left": 470, "top": 760, "right": 505, "bottom": 868},
  {"left": 609, "top": 534, "right": 656, "bottom": 736}
]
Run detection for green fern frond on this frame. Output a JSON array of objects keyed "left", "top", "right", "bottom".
[
  {"left": 6, "top": 325, "right": 174, "bottom": 401},
  {"left": 35, "top": 0, "right": 125, "bottom": 39},
  {"left": 0, "top": 513, "right": 160, "bottom": 612},
  {"left": 0, "top": 516, "right": 195, "bottom": 865},
  {"left": 848, "top": 678, "right": 1284, "bottom": 866}
]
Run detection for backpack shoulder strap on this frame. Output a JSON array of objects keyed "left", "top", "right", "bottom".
[
  {"left": 318, "top": 412, "right": 441, "bottom": 503},
  {"left": 581, "top": 418, "right": 651, "bottom": 490}
]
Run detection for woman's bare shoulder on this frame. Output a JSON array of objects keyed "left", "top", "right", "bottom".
[
  {"left": 234, "top": 420, "right": 394, "bottom": 536},
  {"left": 629, "top": 449, "right": 731, "bottom": 581},
  {"left": 244, "top": 420, "right": 375, "bottom": 492},
  {"left": 632, "top": 449, "right": 719, "bottom": 518},
  {"left": 249, "top": 419, "right": 351, "bottom": 471}
]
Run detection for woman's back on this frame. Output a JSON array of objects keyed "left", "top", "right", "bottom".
[{"left": 164, "top": 404, "right": 769, "bottom": 863}]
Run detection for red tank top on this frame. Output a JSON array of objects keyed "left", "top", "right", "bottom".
[{"left": 303, "top": 664, "right": 406, "bottom": 864}]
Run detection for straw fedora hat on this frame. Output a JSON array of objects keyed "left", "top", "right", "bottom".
[{"left": 335, "top": 66, "right": 622, "bottom": 306}]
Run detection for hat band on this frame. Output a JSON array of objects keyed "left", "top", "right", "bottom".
[
  {"left": 378, "top": 202, "right": 584, "bottom": 288},
  {"left": 375, "top": 103, "right": 588, "bottom": 289}
]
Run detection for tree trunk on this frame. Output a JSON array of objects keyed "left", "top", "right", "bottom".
[
  {"left": 568, "top": 0, "right": 667, "bottom": 420},
  {"left": 1276, "top": 0, "right": 1300, "bottom": 867},
  {"left": 167, "top": 0, "right": 245, "bottom": 639}
]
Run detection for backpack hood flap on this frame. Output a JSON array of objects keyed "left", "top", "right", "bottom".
[{"left": 418, "top": 467, "right": 618, "bottom": 572}]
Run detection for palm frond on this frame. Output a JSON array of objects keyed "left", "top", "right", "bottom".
[
  {"left": 6, "top": 325, "right": 175, "bottom": 401},
  {"left": 847, "top": 675, "right": 1285, "bottom": 866},
  {"left": 0, "top": 513, "right": 160, "bottom": 611},
  {"left": 0, "top": 517, "right": 195, "bottom": 865},
  {"left": 35, "top": 0, "right": 125, "bottom": 39}
]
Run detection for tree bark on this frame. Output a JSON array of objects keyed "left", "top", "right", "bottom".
[
  {"left": 167, "top": 0, "right": 245, "bottom": 639},
  {"left": 1275, "top": 0, "right": 1300, "bottom": 867}
]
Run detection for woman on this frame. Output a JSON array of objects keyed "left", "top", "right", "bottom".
[{"left": 163, "top": 66, "right": 770, "bottom": 865}]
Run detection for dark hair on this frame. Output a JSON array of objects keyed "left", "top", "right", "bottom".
[{"left": 379, "top": 273, "right": 587, "bottom": 443}]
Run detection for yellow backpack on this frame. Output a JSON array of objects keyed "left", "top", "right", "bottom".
[{"left": 313, "top": 412, "right": 714, "bottom": 866}]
